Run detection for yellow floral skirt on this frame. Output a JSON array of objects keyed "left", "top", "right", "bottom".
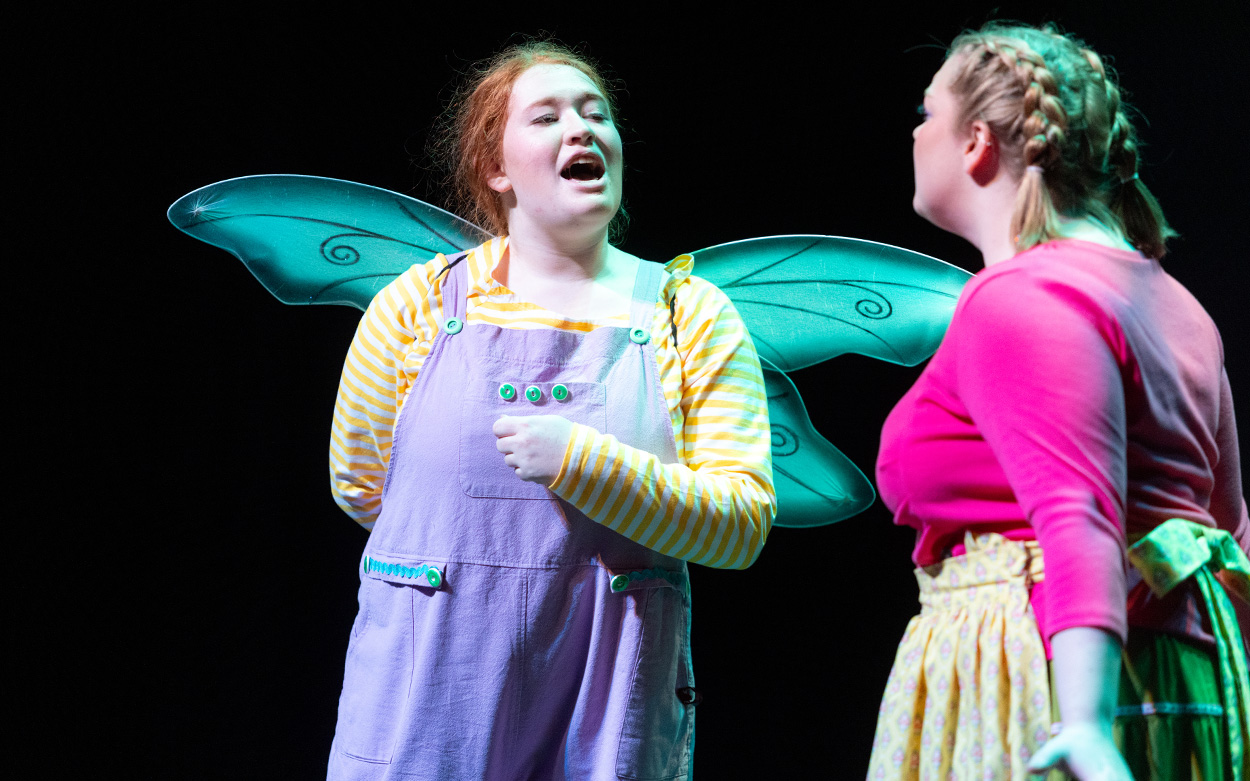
[{"left": 868, "top": 533, "right": 1052, "bottom": 780}]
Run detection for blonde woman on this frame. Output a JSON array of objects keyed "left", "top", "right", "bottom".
[{"left": 869, "top": 23, "right": 1248, "bottom": 781}]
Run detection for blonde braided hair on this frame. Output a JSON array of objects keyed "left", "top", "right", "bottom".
[{"left": 947, "top": 24, "right": 1176, "bottom": 258}]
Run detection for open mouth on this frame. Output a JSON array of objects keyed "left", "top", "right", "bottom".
[{"left": 561, "top": 157, "right": 605, "bottom": 181}]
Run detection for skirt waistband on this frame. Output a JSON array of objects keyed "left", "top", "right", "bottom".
[{"left": 915, "top": 532, "right": 1044, "bottom": 614}]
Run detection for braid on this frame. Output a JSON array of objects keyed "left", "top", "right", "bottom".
[
  {"left": 950, "top": 38, "right": 1069, "bottom": 250},
  {"left": 1006, "top": 45, "right": 1068, "bottom": 249},
  {"left": 948, "top": 24, "right": 1176, "bottom": 259},
  {"left": 1086, "top": 50, "right": 1178, "bottom": 258}
]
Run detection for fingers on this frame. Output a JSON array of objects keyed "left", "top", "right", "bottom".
[
  {"left": 502, "top": 453, "right": 543, "bottom": 483},
  {"left": 1026, "top": 737, "right": 1063, "bottom": 774},
  {"left": 492, "top": 415, "right": 519, "bottom": 437}
]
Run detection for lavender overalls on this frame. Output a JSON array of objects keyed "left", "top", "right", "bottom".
[{"left": 328, "top": 256, "right": 696, "bottom": 780}]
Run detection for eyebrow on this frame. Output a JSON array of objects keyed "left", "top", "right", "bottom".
[{"left": 521, "top": 91, "right": 607, "bottom": 113}]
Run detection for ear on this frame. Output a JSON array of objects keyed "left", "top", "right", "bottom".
[
  {"left": 487, "top": 161, "right": 512, "bottom": 194},
  {"left": 963, "top": 120, "right": 999, "bottom": 186}
]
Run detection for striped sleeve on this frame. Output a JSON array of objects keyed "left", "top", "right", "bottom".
[
  {"left": 549, "top": 262, "right": 776, "bottom": 569},
  {"left": 329, "top": 255, "right": 446, "bottom": 530}
]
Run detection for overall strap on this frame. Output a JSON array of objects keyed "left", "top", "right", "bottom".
[
  {"left": 628, "top": 259, "right": 666, "bottom": 334},
  {"left": 434, "top": 251, "right": 470, "bottom": 322}
]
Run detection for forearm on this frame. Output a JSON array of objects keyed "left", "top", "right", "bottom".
[
  {"left": 1029, "top": 626, "right": 1132, "bottom": 779},
  {"left": 550, "top": 423, "right": 775, "bottom": 569},
  {"left": 1050, "top": 626, "right": 1122, "bottom": 729}
]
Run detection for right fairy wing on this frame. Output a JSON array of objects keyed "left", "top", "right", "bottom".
[
  {"left": 690, "top": 234, "right": 972, "bottom": 371},
  {"left": 166, "top": 174, "right": 494, "bottom": 311},
  {"left": 688, "top": 235, "right": 974, "bottom": 527},
  {"left": 760, "top": 357, "right": 876, "bottom": 527}
]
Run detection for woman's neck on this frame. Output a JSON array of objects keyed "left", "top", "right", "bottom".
[
  {"left": 499, "top": 210, "right": 613, "bottom": 283},
  {"left": 492, "top": 224, "right": 639, "bottom": 319},
  {"left": 977, "top": 214, "right": 1137, "bottom": 269},
  {"left": 501, "top": 232, "right": 610, "bottom": 285},
  {"left": 968, "top": 180, "right": 1138, "bottom": 269},
  {"left": 1057, "top": 215, "right": 1137, "bottom": 253},
  {"left": 961, "top": 175, "right": 1020, "bottom": 268}
]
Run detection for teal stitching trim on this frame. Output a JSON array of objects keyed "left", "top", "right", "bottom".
[
  {"left": 364, "top": 556, "right": 443, "bottom": 587},
  {"left": 1115, "top": 702, "right": 1225, "bottom": 717}
]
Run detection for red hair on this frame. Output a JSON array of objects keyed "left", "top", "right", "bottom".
[{"left": 432, "top": 41, "right": 624, "bottom": 239}]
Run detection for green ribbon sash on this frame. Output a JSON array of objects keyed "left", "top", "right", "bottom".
[{"left": 1128, "top": 518, "right": 1250, "bottom": 780}]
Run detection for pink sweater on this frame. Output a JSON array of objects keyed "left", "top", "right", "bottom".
[{"left": 877, "top": 240, "right": 1248, "bottom": 646}]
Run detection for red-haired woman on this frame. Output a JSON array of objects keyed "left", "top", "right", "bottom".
[
  {"left": 869, "top": 23, "right": 1248, "bottom": 781},
  {"left": 325, "top": 43, "right": 775, "bottom": 779}
]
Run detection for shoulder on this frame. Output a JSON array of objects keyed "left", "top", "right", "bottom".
[
  {"left": 369, "top": 245, "right": 485, "bottom": 317},
  {"left": 354, "top": 250, "right": 476, "bottom": 347},
  {"left": 663, "top": 253, "right": 741, "bottom": 321},
  {"left": 957, "top": 241, "right": 1130, "bottom": 330}
]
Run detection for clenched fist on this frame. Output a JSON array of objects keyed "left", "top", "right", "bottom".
[{"left": 493, "top": 415, "right": 575, "bottom": 485}]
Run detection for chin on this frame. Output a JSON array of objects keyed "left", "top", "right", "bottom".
[
  {"left": 912, "top": 194, "right": 934, "bottom": 224},
  {"left": 569, "top": 195, "right": 619, "bottom": 224},
  {"left": 912, "top": 194, "right": 954, "bottom": 234},
  {"left": 553, "top": 207, "right": 614, "bottom": 239}
]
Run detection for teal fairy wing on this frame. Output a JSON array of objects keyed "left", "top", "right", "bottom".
[
  {"left": 691, "top": 235, "right": 972, "bottom": 370},
  {"left": 691, "top": 235, "right": 973, "bottom": 527},
  {"left": 761, "top": 358, "right": 875, "bottom": 528},
  {"left": 167, "top": 174, "right": 494, "bottom": 310}
]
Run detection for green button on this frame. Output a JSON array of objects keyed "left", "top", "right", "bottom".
[
  {"left": 629, "top": 327, "right": 649, "bottom": 344},
  {"left": 525, "top": 385, "right": 542, "bottom": 402},
  {"left": 551, "top": 384, "right": 569, "bottom": 401},
  {"left": 426, "top": 567, "right": 443, "bottom": 588},
  {"left": 443, "top": 317, "right": 463, "bottom": 335},
  {"left": 363, "top": 557, "right": 372, "bottom": 573},
  {"left": 610, "top": 574, "right": 630, "bottom": 592},
  {"left": 498, "top": 383, "right": 516, "bottom": 400}
]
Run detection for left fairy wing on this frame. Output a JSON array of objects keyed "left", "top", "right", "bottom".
[
  {"left": 167, "top": 174, "right": 494, "bottom": 310},
  {"left": 691, "top": 235, "right": 972, "bottom": 370},
  {"left": 761, "top": 358, "right": 875, "bottom": 527}
]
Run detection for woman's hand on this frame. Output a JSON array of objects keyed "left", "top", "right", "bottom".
[
  {"left": 1028, "top": 723, "right": 1132, "bottom": 780},
  {"left": 493, "top": 415, "right": 574, "bottom": 485}
]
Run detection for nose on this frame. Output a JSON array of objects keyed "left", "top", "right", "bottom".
[{"left": 564, "top": 111, "right": 594, "bottom": 145}]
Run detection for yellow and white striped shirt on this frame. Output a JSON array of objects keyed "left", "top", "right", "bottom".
[{"left": 330, "top": 237, "right": 775, "bottom": 570}]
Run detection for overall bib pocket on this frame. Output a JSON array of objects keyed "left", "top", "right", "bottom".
[{"left": 460, "top": 378, "right": 606, "bottom": 499}]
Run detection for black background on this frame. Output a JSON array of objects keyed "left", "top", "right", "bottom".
[{"left": 22, "top": 1, "right": 1247, "bottom": 776}]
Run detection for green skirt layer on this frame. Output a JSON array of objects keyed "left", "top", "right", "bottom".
[
  {"left": 1116, "top": 629, "right": 1229, "bottom": 781},
  {"left": 1049, "top": 629, "right": 1233, "bottom": 781}
]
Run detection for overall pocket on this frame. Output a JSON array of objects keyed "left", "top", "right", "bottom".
[
  {"left": 615, "top": 580, "right": 695, "bottom": 780},
  {"left": 334, "top": 578, "right": 414, "bottom": 764},
  {"left": 459, "top": 378, "right": 606, "bottom": 499}
]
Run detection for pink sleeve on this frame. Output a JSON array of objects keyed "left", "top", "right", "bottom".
[
  {"left": 1210, "top": 368, "right": 1249, "bottom": 548},
  {"left": 1211, "top": 368, "right": 1250, "bottom": 629},
  {"left": 954, "top": 273, "right": 1129, "bottom": 643}
]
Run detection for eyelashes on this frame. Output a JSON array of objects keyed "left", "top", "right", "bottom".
[{"left": 530, "top": 112, "right": 611, "bottom": 125}]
